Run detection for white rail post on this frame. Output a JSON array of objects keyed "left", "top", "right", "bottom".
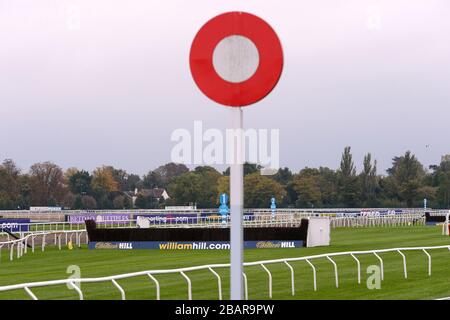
[
  {"left": 305, "top": 259, "right": 317, "bottom": 291},
  {"left": 261, "top": 264, "right": 272, "bottom": 299},
  {"left": 242, "top": 272, "right": 248, "bottom": 300},
  {"left": 327, "top": 256, "right": 339, "bottom": 288},
  {"left": 422, "top": 249, "right": 432, "bottom": 276},
  {"left": 111, "top": 279, "right": 126, "bottom": 300},
  {"left": 41, "top": 234, "right": 46, "bottom": 252},
  {"left": 10, "top": 243, "right": 14, "bottom": 261},
  {"left": 284, "top": 261, "right": 295, "bottom": 296},
  {"left": 397, "top": 250, "right": 407, "bottom": 279},
  {"left": 373, "top": 252, "right": 384, "bottom": 281},
  {"left": 208, "top": 267, "right": 222, "bottom": 300},
  {"left": 24, "top": 287, "right": 38, "bottom": 300},
  {"left": 180, "top": 271, "right": 192, "bottom": 300},
  {"left": 69, "top": 281, "right": 84, "bottom": 300},
  {"left": 147, "top": 273, "right": 160, "bottom": 300},
  {"left": 350, "top": 254, "right": 361, "bottom": 284}
]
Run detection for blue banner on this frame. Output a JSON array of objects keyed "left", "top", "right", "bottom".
[
  {"left": 200, "top": 212, "right": 255, "bottom": 221},
  {"left": 0, "top": 219, "right": 30, "bottom": 232},
  {"left": 89, "top": 240, "right": 303, "bottom": 250}
]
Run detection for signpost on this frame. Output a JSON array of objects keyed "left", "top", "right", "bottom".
[
  {"left": 190, "top": 11, "right": 283, "bottom": 300},
  {"left": 270, "top": 197, "right": 277, "bottom": 220},
  {"left": 219, "top": 193, "right": 230, "bottom": 225}
]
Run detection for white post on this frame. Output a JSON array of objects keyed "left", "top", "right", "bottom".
[
  {"left": 230, "top": 107, "right": 244, "bottom": 300},
  {"left": 444, "top": 211, "right": 449, "bottom": 236}
]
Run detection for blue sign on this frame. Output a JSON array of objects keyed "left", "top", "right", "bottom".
[
  {"left": 218, "top": 193, "right": 229, "bottom": 224},
  {"left": 89, "top": 240, "right": 303, "bottom": 250},
  {"left": 200, "top": 211, "right": 255, "bottom": 221},
  {"left": 270, "top": 197, "right": 276, "bottom": 219},
  {"left": 0, "top": 219, "right": 30, "bottom": 232}
]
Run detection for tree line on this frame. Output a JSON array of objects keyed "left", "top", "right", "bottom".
[{"left": 0, "top": 147, "right": 449, "bottom": 210}]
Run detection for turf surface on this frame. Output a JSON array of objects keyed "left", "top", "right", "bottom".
[{"left": 0, "top": 226, "right": 448, "bottom": 300}]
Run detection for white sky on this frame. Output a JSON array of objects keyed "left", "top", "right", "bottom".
[{"left": 1, "top": 0, "right": 449, "bottom": 175}]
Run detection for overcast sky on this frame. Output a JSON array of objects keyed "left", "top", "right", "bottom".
[{"left": 1, "top": 0, "right": 449, "bottom": 176}]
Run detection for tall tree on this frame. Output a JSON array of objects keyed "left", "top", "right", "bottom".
[
  {"left": 91, "top": 166, "right": 119, "bottom": 208},
  {"left": 223, "top": 162, "right": 262, "bottom": 176},
  {"left": 108, "top": 167, "right": 142, "bottom": 191},
  {"left": 291, "top": 168, "right": 322, "bottom": 208},
  {"left": 91, "top": 166, "right": 119, "bottom": 194},
  {"left": 167, "top": 172, "right": 203, "bottom": 206},
  {"left": 29, "top": 162, "right": 66, "bottom": 206},
  {"left": 429, "top": 157, "right": 450, "bottom": 208},
  {"left": 272, "top": 167, "right": 293, "bottom": 186},
  {"left": 337, "top": 147, "right": 359, "bottom": 207},
  {"left": 145, "top": 163, "right": 189, "bottom": 188},
  {"left": 143, "top": 171, "right": 163, "bottom": 188},
  {"left": 387, "top": 151, "right": 425, "bottom": 207},
  {"left": 68, "top": 170, "right": 92, "bottom": 195},
  {"left": 243, "top": 173, "right": 286, "bottom": 208},
  {"left": 217, "top": 173, "right": 286, "bottom": 208},
  {"left": 359, "top": 153, "right": 379, "bottom": 206},
  {"left": 0, "top": 159, "right": 21, "bottom": 209}
]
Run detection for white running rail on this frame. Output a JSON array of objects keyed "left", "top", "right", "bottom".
[
  {"left": 0, "top": 230, "right": 88, "bottom": 262},
  {"left": 0, "top": 245, "right": 448, "bottom": 300}
]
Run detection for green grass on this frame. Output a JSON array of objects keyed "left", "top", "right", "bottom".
[{"left": 0, "top": 226, "right": 448, "bottom": 300}]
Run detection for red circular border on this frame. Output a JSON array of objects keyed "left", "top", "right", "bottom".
[{"left": 189, "top": 12, "right": 283, "bottom": 107}]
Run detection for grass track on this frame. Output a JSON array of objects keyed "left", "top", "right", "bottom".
[{"left": 0, "top": 226, "right": 448, "bottom": 300}]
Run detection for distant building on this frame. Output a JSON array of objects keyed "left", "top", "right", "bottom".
[{"left": 123, "top": 188, "right": 170, "bottom": 207}]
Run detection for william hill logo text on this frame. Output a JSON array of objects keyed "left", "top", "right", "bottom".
[
  {"left": 159, "top": 242, "right": 230, "bottom": 250},
  {"left": 118, "top": 243, "right": 133, "bottom": 249},
  {"left": 256, "top": 241, "right": 296, "bottom": 248}
]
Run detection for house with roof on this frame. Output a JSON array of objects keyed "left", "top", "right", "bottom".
[{"left": 123, "top": 188, "right": 170, "bottom": 208}]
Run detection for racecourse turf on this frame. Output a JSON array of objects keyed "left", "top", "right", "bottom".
[{"left": 0, "top": 226, "right": 448, "bottom": 300}]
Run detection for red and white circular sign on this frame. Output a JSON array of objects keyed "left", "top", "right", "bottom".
[{"left": 189, "top": 12, "right": 283, "bottom": 107}]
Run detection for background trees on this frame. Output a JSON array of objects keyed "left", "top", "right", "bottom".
[
  {"left": 386, "top": 151, "right": 425, "bottom": 207},
  {"left": 0, "top": 149, "right": 449, "bottom": 209},
  {"left": 29, "top": 162, "right": 66, "bottom": 206},
  {"left": 337, "top": 146, "right": 359, "bottom": 207},
  {"left": 0, "top": 159, "right": 21, "bottom": 209}
]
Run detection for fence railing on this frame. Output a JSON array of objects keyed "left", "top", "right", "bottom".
[
  {"left": 0, "top": 208, "right": 431, "bottom": 223},
  {"left": 0, "top": 230, "right": 88, "bottom": 262},
  {"left": 1, "top": 212, "right": 428, "bottom": 238},
  {"left": 0, "top": 244, "right": 448, "bottom": 300}
]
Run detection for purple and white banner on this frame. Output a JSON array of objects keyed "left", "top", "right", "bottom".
[
  {"left": 134, "top": 213, "right": 198, "bottom": 224},
  {"left": 67, "top": 214, "right": 130, "bottom": 224}
]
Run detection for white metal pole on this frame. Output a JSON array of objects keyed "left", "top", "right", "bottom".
[
  {"left": 444, "top": 211, "right": 449, "bottom": 236},
  {"left": 230, "top": 107, "right": 244, "bottom": 300}
]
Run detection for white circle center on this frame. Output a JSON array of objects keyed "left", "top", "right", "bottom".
[{"left": 212, "top": 35, "right": 259, "bottom": 83}]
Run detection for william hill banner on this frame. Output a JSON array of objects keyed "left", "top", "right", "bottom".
[{"left": 89, "top": 240, "right": 303, "bottom": 250}]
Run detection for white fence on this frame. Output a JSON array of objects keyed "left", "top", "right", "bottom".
[
  {"left": 0, "top": 208, "right": 430, "bottom": 222},
  {"left": 330, "top": 214, "right": 425, "bottom": 228},
  {"left": 0, "top": 230, "right": 88, "bottom": 262},
  {"left": 0, "top": 212, "right": 428, "bottom": 238},
  {"left": 0, "top": 244, "right": 448, "bottom": 300}
]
